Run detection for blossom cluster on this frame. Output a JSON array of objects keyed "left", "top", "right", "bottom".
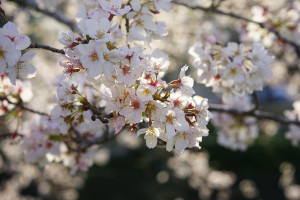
[
  {"left": 189, "top": 36, "right": 274, "bottom": 103},
  {"left": 3, "top": 0, "right": 300, "bottom": 175},
  {"left": 48, "top": 0, "right": 211, "bottom": 156},
  {"left": 238, "top": 3, "right": 300, "bottom": 48},
  {"left": 212, "top": 96, "right": 258, "bottom": 151},
  {"left": 19, "top": 114, "right": 102, "bottom": 173},
  {"left": 0, "top": 22, "right": 36, "bottom": 85},
  {"left": 50, "top": 66, "right": 212, "bottom": 155}
]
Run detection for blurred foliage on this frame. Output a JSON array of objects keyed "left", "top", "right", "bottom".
[{"left": 77, "top": 125, "right": 300, "bottom": 200}]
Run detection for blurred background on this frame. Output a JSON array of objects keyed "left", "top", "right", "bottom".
[{"left": 1, "top": 0, "right": 300, "bottom": 199}]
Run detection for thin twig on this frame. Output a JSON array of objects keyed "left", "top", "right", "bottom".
[
  {"left": 0, "top": 96, "right": 48, "bottom": 116},
  {"left": 83, "top": 101, "right": 114, "bottom": 123},
  {"left": 209, "top": 104, "right": 300, "bottom": 126},
  {"left": 172, "top": 0, "right": 300, "bottom": 56},
  {"left": 29, "top": 43, "right": 65, "bottom": 54},
  {"left": 7, "top": 0, "right": 80, "bottom": 33},
  {"left": 0, "top": 133, "right": 23, "bottom": 138}
]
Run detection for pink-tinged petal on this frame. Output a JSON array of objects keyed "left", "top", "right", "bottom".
[
  {"left": 102, "top": 61, "right": 114, "bottom": 77},
  {"left": 98, "top": 18, "right": 111, "bottom": 32},
  {"left": 130, "top": 0, "right": 141, "bottom": 11},
  {"left": 118, "top": 6, "right": 131, "bottom": 15},
  {"left": 166, "top": 138, "right": 175, "bottom": 151},
  {"left": 75, "top": 4, "right": 88, "bottom": 19},
  {"left": 15, "top": 35, "right": 31, "bottom": 50},
  {"left": 99, "top": 34, "right": 114, "bottom": 43},
  {"left": 175, "top": 138, "right": 189, "bottom": 152},
  {"left": 98, "top": 0, "right": 111, "bottom": 11},
  {"left": 110, "top": 0, "right": 122, "bottom": 8},
  {"left": 141, "top": 15, "right": 156, "bottom": 31},
  {"left": 119, "top": 106, "right": 132, "bottom": 117},
  {"left": 1, "top": 36, "right": 14, "bottom": 50},
  {"left": 137, "top": 128, "right": 148, "bottom": 137},
  {"left": 5, "top": 50, "right": 21, "bottom": 67},
  {"left": 126, "top": 11, "right": 135, "bottom": 19},
  {"left": 18, "top": 63, "right": 36, "bottom": 78},
  {"left": 131, "top": 111, "right": 142, "bottom": 124},
  {"left": 78, "top": 19, "right": 91, "bottom": 35},
  {"left": 77, "top": 43, "right": 90, "bottom": 55},
  {"left": 6, "top": 67, "right": 17, "bottom": 85},
  {"left": 3, "top": 22, "right": 19, "bottom": 37},
  {"left": 0, "top": 57, "right": 6, "bottom": 72},
  {"left": 145, "top": 136, "right": 157, "bottom": 148},
  {"left": 86, "top": 61, "right": 103, "bottom": 79},
  {"left": 114, "top": 116, "right": 125, "bottom": 133},
  {"left": 166, "top": 123, "right": 176, "bottom": 139},
  {"left": 20, "top": 51, "right": 35, "bottom": 61},
  {"left": 50, "top": 106, "right": 62, "bottom": 119},
  {"left": 85, "top": 19, "right": 100, "bottom": 37},
  {"left": 60, "top": 123, "right": 68, "bottom": 134}
]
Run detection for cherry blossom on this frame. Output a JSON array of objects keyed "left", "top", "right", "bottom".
[
  {"left": 6, "top": 51, "right": 36, "bottom": 85},
  {"left": 0, "top": 36, "right": 21, "bottom": 73},
  {"left": 137, "top": 127, "right": 160, "bottom": 149},
  {"left": 98, "top": 0, "right": 131, "bottom": 16},
  {"left": 189, "top": 37, "right": 274, "bottom": 103},
  {"left": 0, "top": 22, "right": 30, "bottom": 50}
]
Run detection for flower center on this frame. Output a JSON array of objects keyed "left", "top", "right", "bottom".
[
  {"left": 97, "top": 30, "right": 105, "bottom": 38},
  {"left": 166, "top": 114, "right": 174, "bottom": 123},
  {"left": 64, "top": 36, "right": 72, "bottom": 43},
  {"left": 122, "top": 65, "right": 131, "bottom": 74},
  {"left": 0, "top": 49, "right": 5, "bottom": 57},
  {"left": 142, "top": 88, "right": 151, "bottom": 96},
  {"left": 111, "top": 5, "right": 120, "bottom": 11},
  {"left": 230, "top": 68, "right": 237, "bottom": 75},
  {"left": 89, "top": 51, "right": 98, "bottom": 61},
  {"left": 131, "top": 100, "right": 140, "bottom": 109}
]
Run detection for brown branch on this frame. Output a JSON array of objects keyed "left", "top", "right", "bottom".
[
  {"left": 28, "top": 43, "right": 65, "bottom": 54},
  {"left": 209, "top": 104, "right": 300, "bottom": 126},
  {"left": 83, "top": 101, "right": 114, "bottom": 124},
  {"left": 0, "top": 96, "right": 48, "bottom": 116},
  {"left": 172, "top": 0, "right": 300, "bottom": 56},
  {"left": 7, "top": 0, "right": 80, "bottom": 33},
  {"left": 0, "top": 133, "right": 23, "bottom": 138}
]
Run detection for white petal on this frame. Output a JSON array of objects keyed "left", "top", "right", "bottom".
[
  {"left": 20, "top": 51, "right": 36, "bottom": 61},
  {"left": 6, "top": 67, "right": 17, "bottom": 85},
  {"left": 165, "top": 123, "right": 176, "bottom": 138},
  {"left": 86, "top": 62, "right": 102, "bottom": 79},
  {"left": 102, "top": 61, "right": 114, "bottom": 77},
  {"left": 111, "top": 0, "right": 122, "bottom": 7},
  {"left": 15, "top": 35, "right": 31, "bottom": 50},
  {"left": 166, "top": 138, "right": 175, "bottom": 152},
  {"left": 175, "top": 138, "right": 189, "bottom": 152},
  {"left": 18, "top": 63, "right": 36, "bottom": 78},
  {"left": 137, "top": 128, "right": 147, "bottom": 137},
  {"left": 98, "top": 0, "right": 110, "bottom": 10},
  {"left": 5, "top": 50, "right": 21, "bottom": 67},
  {"left": 0, "top": 57, "right": 6, "bottom": 73},
  {"left": 145, "top": 136, "right": 157, "bottom": 149},
  {"left": 119, "top": 6, "right": 131, "bottom": 15},
  {"left": 131, "top": 0, "right": 141, "bottom": 11},
  {"left": 50, "top": 106, "right": 62, "bottom": 119},
  {"left": 3, "top": 22, "right": 19, "bottom": 36}
]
